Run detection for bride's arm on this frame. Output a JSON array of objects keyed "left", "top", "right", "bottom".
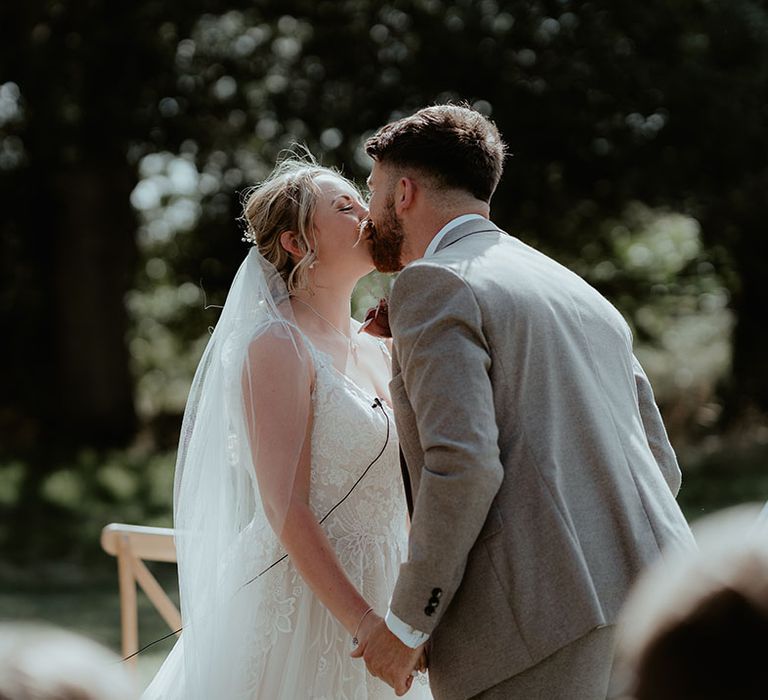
[
  {"left": 277, "top": 480, "right": 373, "bottom": 634},
  {"left": 243, "top": 328, "right": 373, "bottom": 635}
]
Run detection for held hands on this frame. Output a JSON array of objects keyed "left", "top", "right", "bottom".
[{"left": 350, "top": 614, "right": 427, "bottom": 696}]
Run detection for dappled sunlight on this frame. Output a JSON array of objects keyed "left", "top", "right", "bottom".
[
  {"left": 0, "top": 82, "right": 25, "bottom": 169},
  {"left": 574, "top": 203, "right": 734, "bottom": 440}
]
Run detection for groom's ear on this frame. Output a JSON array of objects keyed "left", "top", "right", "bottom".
[
  {"left": 395, "top": 177, "right": 416, "bottom": 214},
  {"left": 279, "top": 230, "right": 304, "bottom": 260}
]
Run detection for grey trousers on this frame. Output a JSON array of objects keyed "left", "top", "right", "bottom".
[{"left": 469, "top": 626, "right": 616, "bottom": 700}]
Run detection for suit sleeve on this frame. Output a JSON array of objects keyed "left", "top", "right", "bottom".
[
  {"left": 632, "top": 354, "right": 682, "bottom": 495},
  {"left": 388, "top": 262, "right": 504, "bottom": 634}
]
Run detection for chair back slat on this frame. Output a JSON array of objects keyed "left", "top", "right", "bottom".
[
  {"left": 132, "top": 557, "right": 182, "bottom": 632},
  {"left": 101, "top": 523, "right": 177, "bottom": 562},
  {"left": 101, "top": 523, "right": 180, "bottom": 667}
]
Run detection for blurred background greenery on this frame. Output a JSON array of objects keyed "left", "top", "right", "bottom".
[{"left": 1, "top": 0, "right": 768, "bottom": 673}]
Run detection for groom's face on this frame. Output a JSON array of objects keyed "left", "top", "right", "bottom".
[{"left": 365, "top": 162, "right": 406, "bottom": 273}]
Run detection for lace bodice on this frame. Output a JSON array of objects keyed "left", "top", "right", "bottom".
[{"left": 308, "top": 343, "right": 406, "bottom": 558}]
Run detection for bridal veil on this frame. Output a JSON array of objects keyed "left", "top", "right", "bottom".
[{"left": 171, "top": 248, "right": 312, "bottom": 698}]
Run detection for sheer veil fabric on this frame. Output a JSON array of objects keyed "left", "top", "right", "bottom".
[
  {"left": 166, "top": 248, "right": 310, "bottom": 698},
  {"left": 142, "top": 248, "right": 431, "bottom": 699}
]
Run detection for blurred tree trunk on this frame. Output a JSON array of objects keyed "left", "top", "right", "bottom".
[
  {"left": 723, "top": 173, "right": 768, "bottom": 419},
  {"left": 52, "top": 163, "right": 137, "bottom": 445},
  {"left": 0, "top": 2, "right": 141, "bottom": 455},
  {"left": 731, "top": 271, "right": 768, "bottom": 416},
  {"left": 0, "top": 165, "right": 137, "bottom": 452}
]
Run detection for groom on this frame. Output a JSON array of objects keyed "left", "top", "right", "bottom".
[{"left": 352, "top": 104, "right": 694, "bottom": 699}]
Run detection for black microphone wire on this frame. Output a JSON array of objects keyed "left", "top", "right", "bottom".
[{"left": 120, "top": 398, "right": 390, "bottom": 663}]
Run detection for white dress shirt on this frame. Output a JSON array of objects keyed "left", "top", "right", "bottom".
[{"left": 384, "top": 213, "right": 487, "bottom": 649}]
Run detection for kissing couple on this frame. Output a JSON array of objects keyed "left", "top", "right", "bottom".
[{"left": 142, "top": 105, "right": 693, "bottom": 700}]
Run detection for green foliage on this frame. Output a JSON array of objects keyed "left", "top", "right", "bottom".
[
  {"left": 569, "top": 203, "right": 733, "bottom": 439},
  {"left": 0, "top": 463, "right": 25, "bottom": 507},
  {"left": 0, "top": 448, "right": 174, "bottom": 564},
  {"left": 4, "top": 0, "right": 767, "bottom": 445},
  {"left": 124, "top": 0, "right": 766, "bottom": 433}
]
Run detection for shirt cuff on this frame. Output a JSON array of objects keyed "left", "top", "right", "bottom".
[{"left": 385, "top": 608, "right": 430, "bottom": 649}]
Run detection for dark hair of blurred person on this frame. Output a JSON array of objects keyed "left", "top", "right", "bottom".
[{"left": 612, "top": 504, "right": 768, "bottom": 700}]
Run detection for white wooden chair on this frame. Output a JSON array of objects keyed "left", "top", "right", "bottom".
[{"left": 100, "top": 523, "right": 181, "bottom": 666}]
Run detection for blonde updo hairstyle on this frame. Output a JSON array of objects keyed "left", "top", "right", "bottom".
[{"left": 241, "top": 154, "right": 348, "bottom": 294}]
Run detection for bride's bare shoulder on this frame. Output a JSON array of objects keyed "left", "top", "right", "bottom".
[{"left": 244, "top": 321, "right": 314, "bottom": 378}]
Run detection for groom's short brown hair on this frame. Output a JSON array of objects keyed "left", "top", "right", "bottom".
[{"left": 364, "top": 104, "right": 507, "bottom": 202}]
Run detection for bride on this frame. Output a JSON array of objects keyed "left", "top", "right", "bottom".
[{"left": 141, "top": 154, "right": 431, "bottom": 699}]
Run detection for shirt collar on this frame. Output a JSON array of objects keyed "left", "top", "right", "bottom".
[{"left": 422, "top": 214, "right": 487, "bottom": 259}]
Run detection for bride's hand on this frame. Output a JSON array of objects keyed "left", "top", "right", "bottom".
[
  {"left": 415, "top": 647, "right": 428, "bottom": 673},
  {"left": 353, "top": 610, "right": 382, "bottom": 650},
  {"left": 409, "top": 643, "right": 428, "bottom": 678}
]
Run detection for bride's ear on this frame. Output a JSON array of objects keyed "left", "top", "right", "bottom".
[{"left": 279, "top": 231, "right": 304, "bottom": 261}]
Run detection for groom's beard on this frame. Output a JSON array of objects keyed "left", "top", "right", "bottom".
[{"left": 368, "top": 196, "right": 405, "bottom": 273}]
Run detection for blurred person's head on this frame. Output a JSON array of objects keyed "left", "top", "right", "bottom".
[
  {"left": 364, "top": 104, "right": 506, "bottom": 271},
  {"left": 612, "top": 504, "right": 768, "bottom": 700},
  {"left": 0, "top": 623, "right": 137, "bottom": 700},
  {"left": 241, "top": 152, "right": 371, "bottom": 294}
]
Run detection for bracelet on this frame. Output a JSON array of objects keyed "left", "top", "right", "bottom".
[{"left": 352, "top": 606, "right": 374, "bottom": 647}]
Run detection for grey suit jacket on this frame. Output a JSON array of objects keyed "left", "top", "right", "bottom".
[{"left": 387, "top": 219, "right": 694, "bottom": 700}]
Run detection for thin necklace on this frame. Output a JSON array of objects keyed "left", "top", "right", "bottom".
[{"left": 294, "top": 299, "right": 359, "bottom": 358}]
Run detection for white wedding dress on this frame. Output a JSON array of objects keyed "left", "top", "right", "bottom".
[{"left": 142, "top": 332, "right": 432, "bottom": 699}]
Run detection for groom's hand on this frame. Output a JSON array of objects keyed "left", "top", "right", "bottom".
[{"left": 351, "top": 617, "right": 423, "bottom": 696}]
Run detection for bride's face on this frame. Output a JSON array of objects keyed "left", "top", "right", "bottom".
[{"left": 310, "top": 174, "right": 373, "bottom": 277}]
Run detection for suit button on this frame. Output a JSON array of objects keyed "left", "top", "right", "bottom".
[
  {"left": 429, "top": 596, "right": 440, "bottom": 607},
  {"left": 431, "top": 588, "right": 442, "bottom": 598},
  {"left": 424, "top": 606, "right": 434, "bottom": 616}
]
